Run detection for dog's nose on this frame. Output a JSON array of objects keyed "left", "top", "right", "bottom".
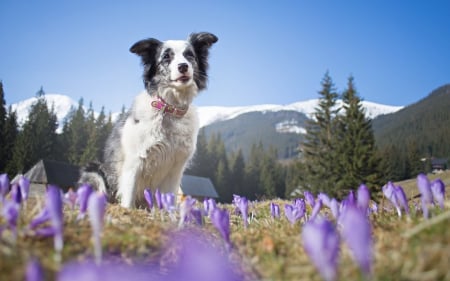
[{"left": 178, "top": 63, "right": 189, "bottom": 74}]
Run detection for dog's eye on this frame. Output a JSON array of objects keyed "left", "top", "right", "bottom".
[
  {"left": 163, "top": 53, "right": 171, "bottom": 60},
  {"left": 184, "top": 50, "right": 195, "bottom": 59}
]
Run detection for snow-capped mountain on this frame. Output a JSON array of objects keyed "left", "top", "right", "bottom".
[
  {"left": 197, "top": 99, "right": 403, "bottom": 128},
  {"left": 11, "top": 94, "right": 403, "bottom": 132}
]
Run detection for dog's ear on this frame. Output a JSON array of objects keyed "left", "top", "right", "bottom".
[
  {"left": 188, "top": 32, "right": 218, "bottom": 90},
  {"left": 130, "top": 38, "right": 162, "bottom": 65}
]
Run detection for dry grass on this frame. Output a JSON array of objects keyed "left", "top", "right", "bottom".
[{"left": 1, "top": 172, "right": 450, "bottom": 281}]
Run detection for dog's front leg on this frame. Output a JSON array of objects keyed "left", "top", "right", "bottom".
[{"left": 117, "top": 159, "right": 140, "bottom": 208}]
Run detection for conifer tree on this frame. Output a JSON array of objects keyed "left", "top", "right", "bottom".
[
  {"left": 0, "top": 81, "right": 7, "bottom": 171},
  {"left": 229, "top": 149, "right": 246, "bottom": 197},
  {"left": 10, "top": 88, "right": 58, "bottom": 172},
  {"left": 186, "top": 129, "right": 210, "bottom": 177},
  {"left": 79, "top": 102, "right": 98, "bottom": 164},
  {"left": 301, "top": 72, "right": 341, "bottom": 196},
  {"left": 3, "top": 107, "right": 19, "bottom": 175},
  {"left": 337, "top": 76, "right": 381, "bottom": 192},
  {"left": 63, "top": 98, "right": 87, "bottom": 165}
]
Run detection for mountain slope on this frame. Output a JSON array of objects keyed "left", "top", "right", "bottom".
[{"left": 373, "top": 84, "right": 450, "bottom": 158}]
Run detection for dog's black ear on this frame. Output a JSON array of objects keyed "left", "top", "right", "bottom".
[
  {"left": 188, "top": 32, "right": 218, "bottom": 90},
  {"left": 130, "top": 38, "right": 162, "bottom": 65}
]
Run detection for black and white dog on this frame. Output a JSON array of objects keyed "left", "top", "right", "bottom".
[{"left": 80, "top": 32, "right": 218, "bottom": 208}]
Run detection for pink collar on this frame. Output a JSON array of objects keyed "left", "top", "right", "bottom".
[{"left": 150, "top": 96, "right": 188, "bottom": 117}]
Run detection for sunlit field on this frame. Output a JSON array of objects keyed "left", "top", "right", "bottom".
[{"left": 1, "top": 171, "right": 449, "bottom": 281}]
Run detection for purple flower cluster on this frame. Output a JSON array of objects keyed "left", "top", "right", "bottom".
[
  {"left": 382, "top": 182, "right": 409, "bottom": 217},
  {"left": 417, "top": 173, "right": 446, "bottom": 218}
]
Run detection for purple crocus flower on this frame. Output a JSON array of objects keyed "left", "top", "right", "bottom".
[
  {"left": 270, "top": 202, "right": 280, "bottom": 218},
  {"left": 10, "top": 183, "right": 22, "bottom": 204},
  {"left": 304, "top": 191, "right": 315, "bottom": 208},
  {"left": 383, "top": 182, "right": 402, "bottom": 216},
  {"left": 431, "top": 179, "right": 445, "bottom": 209},
  {"left": 47, "top": 185, "right": 64, "bottom": 256},
  {"left": 417, "top": 173, "right": 433, "bottom": 219},
  {"left": 1, "top": 200, "right": 20, "bottom": 240},
  {"left": 64, "top": 189, "right": 78, "bottom": 210},
  {"left": 0, "top": 173, "right": 10, "bottom": 201},
  {"left": 357, "top": 184, "right": 370, "bottom": 211},
  {"left": 309, "top": 199, "right": 322, "bottom": 221},
  {"left": 77, "top": 184, "right": 93, "bottom": 219},
  {"left": 340, "top": 206, "right": 372, "bottom": 276},
  {"left": 318, "top": 193, "right": 331, "bottom": 208},
  {"left": 26, "top": 258, "right": 44, "bottom": 281},
  {"left": 210, "top": 207, "right": 231, "bottom": 248},
  {"left": 302, "top": 218, "right": 340, "bottom": 281},
  {"left": 284, "top": 203, "right": 304, "bottom": 225},
  {"left": 154, "top": 189, "right": 163, "bottom": 210},
  {"left": 179, "top": 196, "right": 198, "bottom": 227},
  {"left": 162, "top": 192, "right": 176, "bottom": 212},
  {"left": 329, "top": 198, "right": 340, "bottom": 219},
  {"left": 394, "top": 185, "right": 409, "bottom": 216},
  {"left": 18, "top": 176, "right": 31, "bottom": 202},
  {"left": 203, "top": 198, "right": 217, "bottom": 216},
  {"left": 87, "top": 191, "right": 107, "bottom": 264},
  {"left": 29, "top": 207, "right": 50, "bottom": 230},
  {"left": 233, "top": 195, "right": 249, "bottom": 227},
  {"left": 144, "top": 188, "right": 153, "bottom": 210}
]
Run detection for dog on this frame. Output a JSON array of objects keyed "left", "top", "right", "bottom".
[{"left": 79, "top": 32, "right": 218, "bottom": 208}]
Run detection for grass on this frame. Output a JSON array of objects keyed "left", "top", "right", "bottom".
[{"left": 1, "top": 171, "right": 450, "bottom": 281}]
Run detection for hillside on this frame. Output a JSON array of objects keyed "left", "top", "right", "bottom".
[{"left": 373, "top": 84, "right": 450, "bottom": 158}]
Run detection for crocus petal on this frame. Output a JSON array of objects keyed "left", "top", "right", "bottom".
[
  {"left": 431, "top": 179, "right": 445, "bottom": 209},
  {"left": 88, "top": 192, "right": 107, "bottom": 264},
  {"left": 309, "top": 199, "right": 322, "bottom": 221},
  {"left": 26, "top": 258, "right": 44, "bottom": 281},
  {"left": 203, "top": 198, "right": 217, "bottom": 216},
  {"left": 64, "top": 189, "right": 78, "bottom": 210},
  {"left": 77, "top": 184, "right": 93, "bottom": 219},
  {"left": 143, "top": 188, "right": 153, "bottom": 210},
  {"left": 284, "top": 204, "right": 304, "bottom": 225},
  {"left": 162, "top": 192, "right": 175, "bottom": 212},
  {"left": 29, "top": 208, "right": 50, "bottom": 229},
  {"left": 394, "top": 185, "right": 409, "bottom": 216},
  {"left": 302, "top": 218, "right": 340, "bottom": 281},
  {"left": 329, "top": 198, "right": 340, "bottom": 219},
  {"left": 304, "top": 191, "right": 315, "bottom": 208},
  {"left": 270, "top": 202, "right": 280, "bottom": 218},
  {"left": 10, "top": 184, "right": 22, "bottom": 204},
  {"left": 179, "top": 196, "right": 196, "bottom": 227},
  {"left": 357, "top": 184, "right": 370, "bottom": 211},
  {"left": 417, "top": 173, "right": 433, "bottom": 218},
  {"left": 340, "top": 206, "right": 373, "bottom": 276},
  {"left": 46, "top": 185, "right": 64, "bottom": 253},
  {"left": 0, "top": 173, "right": 10, "bottom": 200},
  {"left": 233, "top": 195, "right": 249, "bottom": 227},
  {"left": 155, "top": 189, "right": 163, "bottom": 210},
  {"left": 318, "top": 193, "right": 331, "bottom": 207},
  {"left": 18, "top": 176, "right": 31, "bottom": 201},
  {"left": 210, "top": 208, "right": 231, "bottom": 247},
  {"left": 2, "top": 200, "right": 20, "bottom": 236}
]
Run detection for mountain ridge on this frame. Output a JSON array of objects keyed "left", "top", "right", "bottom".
[{"left": 10, "top": 93, "right": 403, "bottom": 130}]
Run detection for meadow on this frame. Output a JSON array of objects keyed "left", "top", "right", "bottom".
[{"left": 0, "top": 171, "right": 449, "bottom": 281}]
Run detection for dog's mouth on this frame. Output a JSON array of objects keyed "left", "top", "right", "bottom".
[{"left": 174, "top": 76, "right": 191, "bottom": 84}]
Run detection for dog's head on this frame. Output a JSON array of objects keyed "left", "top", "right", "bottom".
[{"left": 130, "top": 32, "right": 218, "bottom": 95}]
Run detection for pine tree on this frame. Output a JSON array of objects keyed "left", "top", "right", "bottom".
[
  {"left": 0, "top": 81, "right": 8, "bottom": 171},
  {"left": 186, "top": 129, "right": 210, "bottom": 177},
  {"left": 10, "top": 88, "right": 58, "bottom": 172},
  {"left": 3, "top": 107, "right": 19, "bottom": 175},
  {"left": 229, "top": 149, "right": 245, "bottom": 197},
  {"left": 244, "top": 142, "right": 264, "bottom": 200},
  {"left": 301, "top": 72, "right": 341, "bottom": 196},
  {"left": 337, "top": 76, "right": 381, "bottom": 193},
  {"left": 63, "top": 98, "right": 87, "bottom": 165},
  {"left": 95, "top": 108, "right": 113, "bottom": 161},
  {"left": 80, "top": 102, "right": 98, "bottom": 164}
]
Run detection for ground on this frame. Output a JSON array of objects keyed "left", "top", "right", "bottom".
[{"left": 1, "top": 171, "right": 449, "bottom": 281}]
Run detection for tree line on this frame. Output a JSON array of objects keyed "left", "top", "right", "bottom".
[
  {"left": 1, "top": 74, "right": 437, "bottom": 202},
  {"left": 0, "top": 83, "right": 114, "bottom": 176}
]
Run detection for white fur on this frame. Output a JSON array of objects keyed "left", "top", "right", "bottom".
[{"left": 117, "top": 92, "right": 199, "bottom": 208}]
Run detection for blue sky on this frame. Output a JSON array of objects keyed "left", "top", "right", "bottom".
[{"left": 1, "top": 1, "right": 449, "bottom": 112}]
